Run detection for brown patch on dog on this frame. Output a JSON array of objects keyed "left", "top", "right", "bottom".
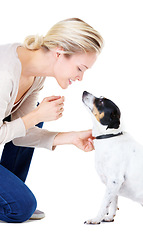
[{"left": 92, "top": 105, "right": 105, "bottom": 122}]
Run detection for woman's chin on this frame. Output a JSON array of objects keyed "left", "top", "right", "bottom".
[{"left": 56, "top": 79, "right": 69, "bottom": 89}]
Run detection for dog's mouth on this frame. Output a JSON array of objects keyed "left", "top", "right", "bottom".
[
  {"left": 82, "top": 91, "right": 94, "bottom": 100},
  {"left": 82, "top": 91, "right": 95, "bottom": 111}
]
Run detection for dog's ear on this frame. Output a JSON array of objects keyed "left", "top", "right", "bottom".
[
  {"left": 107, "top": 119, "right": 120, "bottom": 129},
  {"left": 106, "top": 112, "right": 120, "bottom": 129}
]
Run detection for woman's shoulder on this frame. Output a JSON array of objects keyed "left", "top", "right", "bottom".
[
  {"left": 0, "top": 43, "right": 19, "bottom": 60},
  {"left": 0, "top": 43, "right": 21, "bottom": 79}
]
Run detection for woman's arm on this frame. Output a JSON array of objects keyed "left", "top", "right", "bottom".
[
  {"left": 12, "top": 92, "right": 64, "bottom": 150},
  {"left": 53, "top": 130, "right": 95, "bottom": 152},
  {"left": 0, "top": 72, "right": 26, "bottom": 144}
]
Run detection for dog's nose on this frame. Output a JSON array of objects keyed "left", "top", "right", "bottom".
[
  {"left": 82, "top": 91, "right": 89, "bottom": 98},
  {"left": 82, "top": 91, "right": 90, "bottom": 103},
  {"left": 82, "top": 91, "right": 88, "bottom": 101}
]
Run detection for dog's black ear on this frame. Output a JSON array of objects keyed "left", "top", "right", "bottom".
[
  {"left": 107, "top": 119, "right": 120, "bottom": 129},
  {"left": 106, "top": 112, "right": 120, "bottom": 129}
]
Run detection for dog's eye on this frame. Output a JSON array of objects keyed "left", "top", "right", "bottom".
[{"left": 99, "top": 98, "right": 104, "bottom": 106}]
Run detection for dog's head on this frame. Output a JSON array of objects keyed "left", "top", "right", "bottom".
[{"left": 82, "top": 91, "right": 121, "bottom": 129}]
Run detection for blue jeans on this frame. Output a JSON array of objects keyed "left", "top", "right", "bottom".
[{"left": 0, "top": 115, "right": 43, "bottom": 223}]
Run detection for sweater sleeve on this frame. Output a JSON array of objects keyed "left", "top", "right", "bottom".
[
  {"left": 0, "top": 71, "right": 26, "bottom": 144},
  {"left": 12, "top": 81, "right": 59, "bottom": 150}
]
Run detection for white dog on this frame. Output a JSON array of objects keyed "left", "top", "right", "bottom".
[{"left": 82, "top": 91, "right": 143, "bottom": 224}]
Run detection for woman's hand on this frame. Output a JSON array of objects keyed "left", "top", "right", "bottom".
[
  {"left": 22, "top": 96, "right": 64, "bottom": 130},
  {"left": 72, "top": 130, "right": 95, "bottom": 152},
  {"left": 36, "top": 96, "right": 64, "bottom": 122},
  {"left": 53, "top": 130, "right": 95, "bottom": 152}
]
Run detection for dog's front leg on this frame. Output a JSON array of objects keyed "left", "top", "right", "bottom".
[
  {"left": 103, "top": 195, "right": 118, "bottom": 222},
  {"left": 84, "top": 179, "right": 123, "bottom": 224}
]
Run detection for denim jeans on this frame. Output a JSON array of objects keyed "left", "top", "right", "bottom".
[{"left": 0, "top": 115, "right": 43, "bottom": 223}]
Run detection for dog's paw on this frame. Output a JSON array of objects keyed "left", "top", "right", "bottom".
[
  {"left": 84, "top": 218, "right": 101, "bottom": 225},
  {"left": 102, "top": 213, "right": 116, "bottom": 223},
  {"left": 102, "top": 217, "right": 114, "bottom": 223}
]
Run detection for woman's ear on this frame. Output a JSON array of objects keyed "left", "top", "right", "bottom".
[{"left": 55, "top": 47, "right": 64, "bottom": 58}]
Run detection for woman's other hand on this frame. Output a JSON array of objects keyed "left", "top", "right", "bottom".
[
  {"left": 22, "top": 96, "right": 64, "bottom": 130},
  {"left": 72, "top": 130, "right": 95, "bottom": 152},
  {"left": 36, "top": 96, "right": 64, "bottom": 122},
  {"left": 53, "top": 130, "right": 95, "bottom": 152}
]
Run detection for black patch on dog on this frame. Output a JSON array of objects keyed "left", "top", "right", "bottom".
[{"left": 94, "top": 97, "right": 121, "bottom": 129}]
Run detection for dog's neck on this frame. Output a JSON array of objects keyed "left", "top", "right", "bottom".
[{"left": 92, "top": 116, "right": 123, "bottom": 138}]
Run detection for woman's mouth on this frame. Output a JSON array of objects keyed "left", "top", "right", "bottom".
[{"left": 69, "top": 79, "right": 74, "bottom": 85}]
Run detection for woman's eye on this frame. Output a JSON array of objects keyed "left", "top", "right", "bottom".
[{"left": 78, "top": 67, "right": 82, "bottom": 72}]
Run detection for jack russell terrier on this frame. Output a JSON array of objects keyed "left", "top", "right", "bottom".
[{"left": 82, "top": 91, "right": 143, "bottom": 224}]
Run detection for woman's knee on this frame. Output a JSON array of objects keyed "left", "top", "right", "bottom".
[
  {"left": 0, "top": 165, "right": 37, "bottom": 223},
  {"left": 17, "top": 190, "right": 37, "bottom": 222},
  {"left": 0, "top": 187, "right": 37, "bottom": 223}
]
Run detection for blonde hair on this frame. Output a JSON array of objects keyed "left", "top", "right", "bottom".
[{"left": 23, "top": 18, "right": 104, "bottom": 55}]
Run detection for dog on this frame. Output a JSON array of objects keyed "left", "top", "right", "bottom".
[{"left": 82, "top": 91, "right": 143, "bottom": 224}]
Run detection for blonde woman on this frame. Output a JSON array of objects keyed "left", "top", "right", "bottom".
[{"left": 0, "top": 18, "right": 103, "bottom": 223}]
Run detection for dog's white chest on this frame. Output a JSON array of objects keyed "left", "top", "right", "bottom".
[
  {"left": 93, "top": 138, "right": 125, "bottom": 185},
  {"left": 94, "top": 140, "right": 112, "bottom": 184}
]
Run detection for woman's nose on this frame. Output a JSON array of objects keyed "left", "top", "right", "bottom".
[{"left": 76, "top": 74, "right": 83, "bottom": 81}]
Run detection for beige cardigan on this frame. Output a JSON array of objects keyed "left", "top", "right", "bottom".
[{"left": 0, "top": 43, "right": 58, "bottom": 150}]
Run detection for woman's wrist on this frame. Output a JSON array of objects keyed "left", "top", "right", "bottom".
[
  {"left": 53, "top": 131, "right": 76, "bottom": 147},
  {"left": 22, "top": 108, "right": 40, "bottom": 130}
]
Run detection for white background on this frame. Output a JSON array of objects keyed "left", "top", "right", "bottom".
[{"left": 0, "top": 0, "right": 143, "bottom": 239}]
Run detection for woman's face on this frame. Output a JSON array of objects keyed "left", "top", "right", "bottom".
[{"left": 53, "top": 51, "right": 98, "bottom": 89}]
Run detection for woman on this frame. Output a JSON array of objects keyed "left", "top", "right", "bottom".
[{"left": 0, "top": 18, "right": 103, "bottom": 223}]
